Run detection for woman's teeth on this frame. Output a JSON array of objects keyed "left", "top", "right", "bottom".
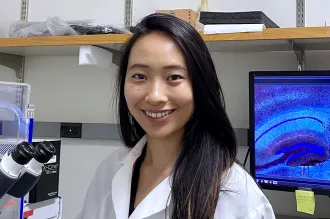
[{"left": 145, "top": 110, "right": 172, "bottom": 118}]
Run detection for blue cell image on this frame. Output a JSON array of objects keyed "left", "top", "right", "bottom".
[{"left": 254, "top": 84, "right": 330, "bottom": 182}]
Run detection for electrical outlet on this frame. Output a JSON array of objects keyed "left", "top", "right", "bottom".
[{"left": 60, "top": 123, "right": 82, "bottom": 138}]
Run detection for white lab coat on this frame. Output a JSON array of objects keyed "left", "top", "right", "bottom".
[{"left": 75, "top": 135, "right": 276, "bottom": 219}]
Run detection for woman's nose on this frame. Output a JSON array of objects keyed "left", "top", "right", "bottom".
[{"left": 145, "top": 82, "right": 168, "bottom": 105}]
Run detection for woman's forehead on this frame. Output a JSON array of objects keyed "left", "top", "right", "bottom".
[{"left": 128, "top": 32, "right": 186, "bottom": 67}]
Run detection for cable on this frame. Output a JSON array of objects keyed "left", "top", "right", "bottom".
[{"left": 243, "top": 147, "right": 250, "bottom": 167}]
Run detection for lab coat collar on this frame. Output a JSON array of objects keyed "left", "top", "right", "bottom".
[
  {"left": 112, "top": 135, "right": 172, "bottom": 219},
  {"left": 119, "top": 135, "right": 147, "bottom": 165}
]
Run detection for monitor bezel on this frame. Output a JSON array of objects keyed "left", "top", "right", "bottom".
[{"left": 249, "top": 70, "right": 330, "bottom": 196}]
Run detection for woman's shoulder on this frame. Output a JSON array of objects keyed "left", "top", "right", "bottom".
[
  {"left": 96, "top": 147, "right": 130, "bottom": 175},
  {"left": 222, "top": 162, "right": 265, "bottom": 196},
  {"left": 88, "top": 147, "right": 130, "bottom": 187},
  {"left": 215, "top": 163, "right": 275, "bottom": 219}
]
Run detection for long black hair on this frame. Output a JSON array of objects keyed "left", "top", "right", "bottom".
[{"left": 116, "top": 13, "right": 237, "bottom": 219}]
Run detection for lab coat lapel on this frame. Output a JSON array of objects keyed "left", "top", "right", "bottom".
[
  {"left": 129, "top": 176, "right": 171, "bottom": 219},
  {"left": 112, "top": 136, "right": 147, "bottom": 219}
]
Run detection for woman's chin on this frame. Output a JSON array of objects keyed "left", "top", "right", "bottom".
[
  {"left": 144, "top": 126, "right": 184, "bottom": 140},
  {"left": 145, "top": 130, "right": 174, "bottom": 139}
]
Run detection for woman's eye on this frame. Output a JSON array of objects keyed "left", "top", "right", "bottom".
[
  {"left": 132, "top": 74, "right": 146, "bottom": 80},
  {"left": 168, "top": 75, "right": 183, "bottom": 81}
]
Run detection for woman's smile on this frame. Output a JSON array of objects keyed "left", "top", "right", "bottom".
[{"left": 142, "top": 109, "right": 176, "bottom": 123}]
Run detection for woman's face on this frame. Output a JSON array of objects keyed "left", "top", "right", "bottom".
[{"left": 124, "top": 31, "right": 194, "bottom": 139}]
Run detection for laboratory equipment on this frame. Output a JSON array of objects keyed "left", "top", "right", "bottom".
[
  {"left": 0, "top": 81, "right": 33, "bottom": 218},
  {"left": 0, "top": 81, "right": 62, "bottom": 219},
  {"left": 0, "top": 141, "right": 35, "bottom": 199},
  {"left": 7, "top": 141, "right": 56, "bottom": 198}
]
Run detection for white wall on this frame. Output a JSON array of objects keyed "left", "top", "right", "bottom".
[
  {"left": 305, "top": 0, "right": 330, "bottom": 27},
  {"left": 0, "top": 0, "right": 20, "bottom": 37},
  {"left": 2, "top": 0, "right": 330, "bottom": 219},
  {"left": 24, "top": 56, "right": 118, "bottom": 123},
  {"left": 28, "top": 0, "right": 125, "bottom": 29}
]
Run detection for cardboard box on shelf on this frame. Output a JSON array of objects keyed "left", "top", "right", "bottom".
[{"left": 156, "top": 9, "right": 204, "bottom": 31}]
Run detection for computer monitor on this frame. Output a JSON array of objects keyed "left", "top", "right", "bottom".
[{"left": 249, "top": 71, "right": 330, "bottom": 196}]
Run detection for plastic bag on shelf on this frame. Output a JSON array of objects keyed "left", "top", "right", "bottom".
[
  {"left": 47, "top": 17, "right": 80, "bottom": 36},
  {"left": 9, "top": 21, "right": 50, "bottom": 37},
  {"left": 70, "top": 24, "right": 129, "bottom": 35},
  {"left": 9, "top": 16, "right": 129, "bottom": 37}
]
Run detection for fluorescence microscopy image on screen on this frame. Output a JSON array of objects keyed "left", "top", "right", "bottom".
[{"left": 254, "top": 82, "right": 330, "bottom": 182}]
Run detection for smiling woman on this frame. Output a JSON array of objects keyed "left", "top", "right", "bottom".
[
  {"left": 75, "top": 13, "right": 276, "bottom": 219},
  {"left": 124, "top": 31, "right": 194, "bottom": 140}
]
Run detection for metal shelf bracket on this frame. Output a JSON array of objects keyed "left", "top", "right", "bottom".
[
  {"left": 111, "top": 50, "right": 122, "bottom": 66},
  {"left": 296, "top": 0, "right": 305, "bottom": 27},
  {"left": 92, "top": 46, "right": 122, "bottom": 66},
  {"left": 125, "top": 0, "right": 133, "bottom": 29},
  {"left": 0, "top": 53, "right": 25, "bottom": 82},
  {"left": 289, "top": 40, "right": 305, "bottom": 71},
  {"left": 288, "top": 0, "right": 306, "bottom": 71},
  {"left": 21, "top": 0, "right": 29, "bottom": 22},
  {"left": 107, "top": 48, "right": 122, "bottom": 66}
]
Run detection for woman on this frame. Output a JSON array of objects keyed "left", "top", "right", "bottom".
[{"left": 76, "top": 13, "right": 275, "bottom": 219}]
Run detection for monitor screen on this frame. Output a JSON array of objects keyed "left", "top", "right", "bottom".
[{"left": 249, "top": 71, "right": 330, "bottom": 195}]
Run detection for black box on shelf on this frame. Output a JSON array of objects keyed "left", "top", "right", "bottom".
[
  {"left": 28, "top": 139, "right": 61, "bottom": 203},
  {"left": 199, "top": 11, "right": 279, "bottom": 28}
]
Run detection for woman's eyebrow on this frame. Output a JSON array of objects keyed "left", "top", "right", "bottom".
[
  {"left": 128, "top": 63, "right": 150, "bottom": 70},
  {"left": 128, "top": 64, "right": 187, "bottom": 71},
  {"left": 163, "top": 65, "right": 187, "bottom": 71}
]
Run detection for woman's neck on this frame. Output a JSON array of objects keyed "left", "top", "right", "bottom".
[{"left": 144, "top": 131, "right": 183, "bottom": 171}]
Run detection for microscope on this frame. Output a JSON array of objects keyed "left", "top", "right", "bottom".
[
  {"left": 0, "top": 141, "right": 56, "bottom": 212},
  {"left": 0, "top": 81, "right": 61, "bottom": 218}
]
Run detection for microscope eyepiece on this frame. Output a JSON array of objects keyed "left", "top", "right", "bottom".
[
  {"left": 34, "top": 141, "right": 56, "bottom": 164},
  {"left": 10, "top": 141, "right": 36, "bottom": 165},
  {"left": 5, "top": 141, "right": 56, "bottom": 199}
]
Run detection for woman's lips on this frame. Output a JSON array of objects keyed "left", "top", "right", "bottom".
[{"left": 142, "top": 109, "right": 175, "bottom": 123}]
